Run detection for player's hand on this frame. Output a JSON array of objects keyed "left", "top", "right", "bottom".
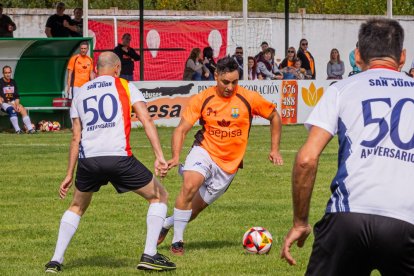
[
  {"left": 63, "top": 20, "right": 69, "bottom": 28},
  {"left": 167, "top": 158, "right": 179, "bottom": 170},
  {"left": 154, "top": 158, "right": 168, "bottom": 178},
  {"left": 59, "top": 175, "right": 73, "bottom": 199},
  {"left": 280, "top": 224, "right": 312, "bottom": 265},
  {"left": 15, "top": 104, "right": 21, "bottom": 112},
  {"left": 269, "top": 150, "right": 283, "bottom": 166}
]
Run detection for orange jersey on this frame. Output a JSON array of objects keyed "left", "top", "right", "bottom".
[
  {"left": 182, "top": 86, "right": 276, "bottom": 174},
  {"left": 67, "top": 54, "right": 94, "bottom": 87}
]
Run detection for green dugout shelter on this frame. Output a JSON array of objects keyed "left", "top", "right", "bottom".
[{"left": 0, "top": 37, "right": 93, "bottom": 107}]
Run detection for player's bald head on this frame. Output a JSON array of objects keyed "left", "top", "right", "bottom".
[{"left": 97, "top": 52, "right": 121, "bottom": 76}]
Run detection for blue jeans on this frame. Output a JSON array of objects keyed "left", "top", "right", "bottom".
[
  {"left": 120, "top": 74, "right": 133, "bottom": 81},
  {"left": 192, "top": 72, "right": 202, "bottom": 81}
]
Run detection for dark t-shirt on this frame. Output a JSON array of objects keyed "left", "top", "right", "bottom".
[
  {"left": 69, "top": 18, "right": 83, "bottom": 37},
  {"left": 0, "top": 78, "right": 19, "bottom": 103},
  {"left": 45, "top": 14, "right": 72, "bottom": 37},
  {"left": 113, "top": 44, "right": 140, "bottom": 75},
  {"left": 0, "top": 14, "right": 15, "bottom": 37}
]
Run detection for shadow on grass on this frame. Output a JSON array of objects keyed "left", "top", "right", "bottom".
[{"left": 69, "top": 255, "right": 131, "bottom": 268}]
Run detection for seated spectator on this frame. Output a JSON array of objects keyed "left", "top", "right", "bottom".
[
  {"left": 232, "top": 46, "right": 244, "bottom": 79},
  {"left": 254, "top": 41, "right": 269, "bottom": 61},
  {"left": 0, "top": 4, "right": 16, "bottom": 37},
  {"left": 292, "top": 58, "right": 307, "bottom": 80},
  {"left": 257, "top": 48, "right": 283, "bottom": 80},
  {"left": 65, "top": 7, "right": 83, "bottom": 37},
  {"left": 279, "top": 47, "right": 297, "bottom": 69},
  {"left": 327, "top": 48, "right": 345, "bottom": 80},
  {"left": 297, "top": 39, "right": 316, "bottom": 79},
  {"left": 247, "top": 56, "right": 262, "bottom": 80},
  {"left": 183, "top": 48, "right": 209, "bottom": 81},
  {"left": 0, "top": 66, "right": 35, "bottom": 134},
  {"left": 349, "top": 42, "right": 361, "bottom": 76},
  {"left": 202, "top": 46, "right": 216, "bottom": 81},
  {"left": 45, "top": 2, "right": 72, "bottom": 37}
]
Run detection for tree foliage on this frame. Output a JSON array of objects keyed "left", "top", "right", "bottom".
[{"left": 2, "top": 0, "right": 414, "bottom": 15}]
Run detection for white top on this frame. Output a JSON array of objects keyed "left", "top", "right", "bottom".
[
  {"left": 70, "top": 75, "right": 146, "bottom": 158},
  {"left": 305, "top": 68, "right": 414, "bottom": 225}
]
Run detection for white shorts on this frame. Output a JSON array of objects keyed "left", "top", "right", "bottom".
[{"left": 180, "top": 146, "right": 236, "bottom": 205}]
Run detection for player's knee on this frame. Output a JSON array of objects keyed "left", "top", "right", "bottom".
[
  {"left": 6, "top": 106, "right": 17, "bottom": 117},
  {"left": 180, "top": 183, "right": 199, "bottom": 200},
  {"left": 68, "top": 202, "right": 87, "bottom": 216}
]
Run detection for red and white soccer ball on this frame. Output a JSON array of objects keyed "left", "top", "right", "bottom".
[
  {"left": 242, "top": 227, "right": 273, "bottom": 254},
  {"left": 52, "top": 121, "right": 61, "bottom": 131},
  {"left": 42, "top": 121, "right": 54, "bottom": 132}
]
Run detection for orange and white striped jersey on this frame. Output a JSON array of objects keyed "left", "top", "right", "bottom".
[
  {"left": 70, "top": 75, "right": 146, "bottom": 158},
  {"left": 182, "top": 85, "right": 276, "bottom": 173}
]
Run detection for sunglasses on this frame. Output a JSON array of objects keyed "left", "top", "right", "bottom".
[
  {"left": 288, "top": 50, "right": 295, "bottom": 53},
  {"left": 301, "top": 43, "right": 308, "bottom": 46}
]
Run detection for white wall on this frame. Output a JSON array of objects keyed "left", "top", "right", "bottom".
[{"left": 4, "top": 8, "right": 414, "bottom": 78}]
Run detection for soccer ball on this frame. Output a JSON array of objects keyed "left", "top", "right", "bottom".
[
  {"left": 42, "top": 121, "right": 54, "bottom": 132},
  {"left": 37, "top": 120, "right": 46, "bottom": 130},
  {"left": 52, "top": 121, "right": 61, "bottom": 131},
  {"left": 242, "top": 227, "right": 273, "bottom": 254}
]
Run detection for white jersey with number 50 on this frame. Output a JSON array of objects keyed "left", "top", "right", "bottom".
[
  {"left": 70, "top": 75, "right": 146, "bottom": 158},
  {"left": 305, "top": 68, "right": 414, "bottom": 225}
]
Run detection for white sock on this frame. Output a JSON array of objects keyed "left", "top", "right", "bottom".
[
  {"left": 163, "top": 216, "right": 174, "bottom": 229},
  {"left": 10, "top": 116, "right": 20, "bottom": 131},
  {"left": 51, "top": 210, "right": 81, "bottom": 264},
  {"left": 172, "top": 208, "right": 192, "bottom": 244},
  {"left": 144, "top": 203, "right": 167, "bottom": 256},
  {"left": 22, "top": 116, "right": 33, "bottom": 131}
]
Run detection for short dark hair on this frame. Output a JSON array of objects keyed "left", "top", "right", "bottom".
[
  {"left": 203, "top": 46, "right": 213, "bottom": 59},
  {"left": 358, "top": 18, "right": 404, "bottom": 64},
  {"left": 216, "top": 56, "right": 239, "bottom": 74},
  {"left": 236, "top": 46, "right": 243, "bottom": 51},
  {"left": 80, "top": 41, "right": 89, "bottom": 47},
  {"left": 261, "top": 41, "right": 268, "bottom": 46},
  {"left": 3, "top": 65, "right": 11, "bottom": 73}
]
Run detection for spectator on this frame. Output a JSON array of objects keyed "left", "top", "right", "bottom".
[
  {"left": 0, "top": 66, "right": 35, "bottom": 134},
  {"left": 65, "top": 7, "right": 83, "bottom": 37},
  {"left": 257, "top": 48, "right": 283, "bottom": 80},
  {"left": 349, "top": 42, "right": 361, "bottom": 76},
  {"left": 0, "top": 4, "right": 16, "bottom": 37},
  {"left": 232, "top": 46, "right": 244, "bottom": 80},
  {"left": 247, "top": 56, "right": 262, "bottom": 80},
  {"left": 45, "top": 2, "right": 72, "bottom": 38},
  {"left": 408, "top": 68, "right": 414, "bottom": 78},
  {"left": 254, "top": 41, "right": 269, "bottom": 61},
  {"left": 182, "top": 48, "right": 209, "bottom": 81},
  {"left": 113, "top": 33, "right": 140, "bottom": 81},
  {"left": 327, "top": 48, "right": 345, "bottom": 80},
  {"left": 297, "top": 39, "right": 316, "bottom": 79},
  {"left": 279, "top": 47, "right": 297, "bottom": 70},
  {"left": 202, "top": 46, "right": 216, "bottom": 81},
  {"left": 66, "top": 41, "right": 94, "bottom": 99}
]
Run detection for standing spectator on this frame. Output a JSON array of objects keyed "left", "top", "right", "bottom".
[
  {"left": 0, "top": 66, "right": 35, "bottom": 134},
  {"left": 232, "top": 46, "right": 244, "bottom": 80},
  {"left": 202, "top": 46, "right": 216, "bottom": 81},
  {"left": 349, "top": 42, "right": 361, "bottom": 76},
  {"left": 45, "top": 2, "right": 72, "bottom": 38},
  {"left": 257, "top": 48, "right": 283, "bottom": 80},
  {"left": 113, "top": 33, "right": 140, "bottom": 81},
  {"left": 254, "top": 41, "right": 269, "bottom": 61},
  {"left": 297, "top": 39, "right": 316, "bottom": 79},
  {"left": 281, "top": 18, "right": 414, "bottom": 275},
  {"left": 65, "top": 7, "right": 83, "bottom": 37},
  {"left": 326, "top": 48, "right": 345, "bottom": 80},
  {"left": 44, "top": 52, "right": 176, "bottom": 273},
  {"left": 66, "top": 41, "right": 94, "bottom": 99},
  {"left": 0, "top": 4, "right": 16, "bottom": 37},
  {"left": 157, "top": 56, "right": 283, "bottom": 255},
  {"left": 182, "top": 48, "right": 209, "bottom": 81},
  {"left": 247, "top": 56, "right": 262, "bottom": 80}
]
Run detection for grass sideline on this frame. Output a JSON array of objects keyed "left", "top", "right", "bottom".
[{"left": 0, "top": 125, "right": 378, "bottom": 275}]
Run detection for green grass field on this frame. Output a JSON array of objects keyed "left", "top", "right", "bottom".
[{"left": 1, "top": 125, "right": 342, "bottom": 275}]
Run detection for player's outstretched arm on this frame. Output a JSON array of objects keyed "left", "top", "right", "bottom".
[
  {"left": 280, "top": 126, "right": 332, "bottom": 265},
  {"left": 168, "top": 119, "right": 193, "bottom": 169},
  {"left": 60, "top": 118, "right": 81, "bottom": 199},
  {"left": 268, "top": 110, "right": 283, "bottom": 165},
  {"left": 133, "top": 101, "right": 168, "bottom": 177}
]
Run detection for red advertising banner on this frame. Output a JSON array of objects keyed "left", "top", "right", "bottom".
[
  {"left": 88, "top": 20, "right": 228, "bottom": 81},
  {"left": 280, "top": 80, "right": 298, "bottom": 124}
]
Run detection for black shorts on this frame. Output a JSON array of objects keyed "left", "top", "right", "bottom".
[
  {"left": 75, "top": 156, "right": 153, "bottom": 193},
  {"left": 306, "top": 212, "right": 414, "bottom": 276}
]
